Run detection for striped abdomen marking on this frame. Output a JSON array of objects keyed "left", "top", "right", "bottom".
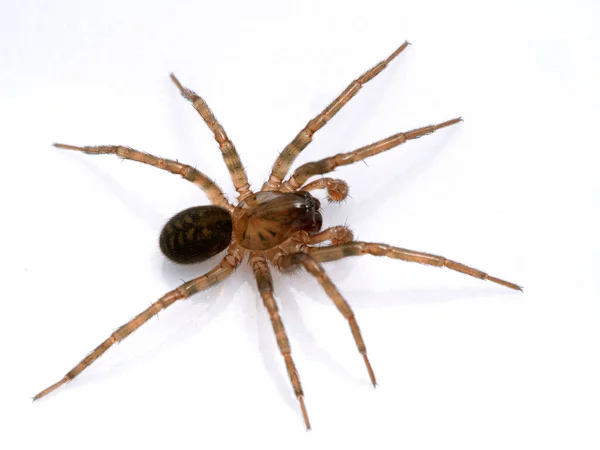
[{"left": 159, "top": 206, "right": 232, "bottom": 264}]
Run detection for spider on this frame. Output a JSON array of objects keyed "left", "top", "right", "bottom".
[{"left": 34, "top": 41, "right": 521, "bottom": 429}]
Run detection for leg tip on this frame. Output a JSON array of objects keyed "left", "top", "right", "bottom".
[
  {"left": 445, "top": 117, "right": 463, "bottom": 127},
  {"left": 298, "top": 395, "right": 311, "bottom": 430},
  {"left": 32, "top": 390, "right": 46, "bottom": 402},
  {"left": 53, "top": 143, "right": 79, "bottom": 151},
  {"left": 487, "top": 275, "right": 523, "bottom": 292},
  {"left": 391, "top": 41, "right": 411, "bottom": 60},
  {"left": 169, "top": 73, "right": 184, "bottom": 91},
  {"left": 362, "top": 353, "right": 378, "bottom": 387}
]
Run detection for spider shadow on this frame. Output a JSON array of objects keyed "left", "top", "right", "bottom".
[
  {"left": 293, "top": 47, "right": 405, "bottom": 175},
  {"left": 62, "top": 153, "right": 168, "bottom": 230},
  {"left": 331, "top": 124, "right": 462, "bottom": 230},
  {"left": 253, "top": 266, "right": 519, "bottom": 416},
  {"left": 249, "top": 271, "right": 369, "bottom": 416},
  {"left": 64, "top": 253, "right": 246, "bottom": 393},
  {"left": 166, "top": 82, "right": 225, "bottom": 182}
]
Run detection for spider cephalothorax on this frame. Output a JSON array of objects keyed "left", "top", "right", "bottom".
[
  {"left": 232, "top": 191, "right": 323, "bottom": 250},
  {"left": 34, "top": 42, "right": 521, "bottom": 429}
]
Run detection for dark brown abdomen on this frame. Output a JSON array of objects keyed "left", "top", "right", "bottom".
[{"left": 159, "top": 206, "right": 232, "bottom": 264}]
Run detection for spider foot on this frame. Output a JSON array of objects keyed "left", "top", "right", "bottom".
[
  {"left": 363, "top": 353, "right": 378, "bottom": 387},
  {"left": 170, "top": 73, "right": 197, "bottom": 101},
  {"left": 33, "top": 377, "right": 68, "bottom": 401},
  {"left": 299, "top": 395, "right": 311, "bottom": 430}
]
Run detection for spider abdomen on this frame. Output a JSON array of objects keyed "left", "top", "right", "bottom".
[{"left": 159, "top": 206, "right": 233, "bottom": 264}]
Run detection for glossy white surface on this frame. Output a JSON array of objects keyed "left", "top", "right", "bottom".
[{"left": 2, "top": 1, "right": 599, "bottom": 448}]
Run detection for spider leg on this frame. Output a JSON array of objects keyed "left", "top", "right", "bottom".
[
  {"left": 263, "top": 41, "right": 410, "bottom": 191},
  {"left": 33, "top": 248, "right": 244, "bottom": 401},
  {"left": 278, "top": 253, "right": 377, "bottom": 387},
  {"left": 170, "top": 74, "right": 251, "bottom": 200},
  {"left": 308, "top": 242, "right": 522, "bottom": 291},
  {"left": 282, "top": 117, "right": 461, "bottom": 191},
  {"left": 299, "top": 178, "right": 349, "bottom": 202},
  {"left": 250, "top": 254, "right": 311, "bottom": 430},
  {"left": 53, "top": 143, "right": 232, "bottom": 210}
]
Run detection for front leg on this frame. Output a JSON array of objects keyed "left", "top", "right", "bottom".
[
  {"left": 264, "top": 42, "right": 410, "bottom": 191},
  {"left": 281, "top": 117, "right": 461, "bottom": 191},
  {"left": 308, "top": 242, "right": 522, "bottom": 291}
]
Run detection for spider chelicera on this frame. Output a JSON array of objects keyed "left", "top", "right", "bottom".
[{"left": 34, "top": 41, "right": 521, "bottom": 429}]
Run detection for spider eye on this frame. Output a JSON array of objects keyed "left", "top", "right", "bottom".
[
  {"left": 314, "top": 197, "right": 321, "bottom": 210},
  {"left": 300, "top": 191, "right": 321, "bottom": 211}
]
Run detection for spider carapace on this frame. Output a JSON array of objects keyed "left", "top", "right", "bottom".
[
  {"left": 233, "top": 191, "right": 323, "bottom": 250},
  {"left": 34, "top": 41, "right": 521, "bottom": 430}
]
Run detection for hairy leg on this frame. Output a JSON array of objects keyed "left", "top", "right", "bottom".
[
  {"left": 263, "top": 42, "right": 410, "bottom": 191},
  {"left": 278, "top": 252, "right": 376, "bottom": 386},
  {"left": 33, "top": 246, "right": 244, "bottom": 401},
  {"left": 250, "top": 254, "right": 311, "bottom": 429},
  {"left": 309, "top": 242, "right": 522, "bottom": 291},
  {"left": 282, "top": 117, "right": 461, "bottom": 191},
  {"left": 54, "top": 143, "right": 232, "bottom": 210},
  {"left": 170, "top": 74, "right": 251, "bottom": 200}
]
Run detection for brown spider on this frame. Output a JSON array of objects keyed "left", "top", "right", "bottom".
[{"left": 33, "top": 41, "right": 521, "bottom": 429}]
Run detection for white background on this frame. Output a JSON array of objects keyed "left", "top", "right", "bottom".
[{"left": 2, "top": 0, "right": 599, "bottom": 449}]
